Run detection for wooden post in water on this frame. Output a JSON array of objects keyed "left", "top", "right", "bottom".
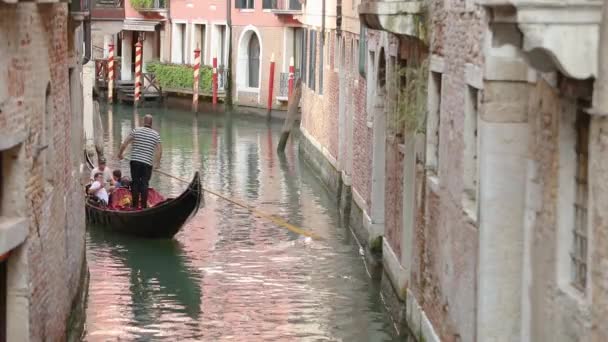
[
  {"left": 277, "top": 79, "right": 301, "bottom": 153},
  {"left": 192, "top": 46, "right": 201, "bottom": 112},
  {"left": 212, "top": 57, "right": 218, "bottom": 110},
  {"left": 288, "top": 57, "right": 294, "bottom": 99},
  {"left": 107, "top": 43, "right": 114, "bottom": 103},
  {"left": 267, "top": 53, "right": 276, "bottom": 119},
  {"left": 134, "top": 40, "right": 143, "bottom": 106}
]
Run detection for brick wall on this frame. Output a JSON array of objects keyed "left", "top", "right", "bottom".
[
  {"left": 300, "top": 29, "right": 372, "bottom": 213},
  {"left": 0, "top": 3, "right": 86, "bottom": 340},
  {"left": 406, "top": 2, "right": 486, "bottom": 341},
  {"left": 301, "top": 29, "right": 335, "bottom": 158}
]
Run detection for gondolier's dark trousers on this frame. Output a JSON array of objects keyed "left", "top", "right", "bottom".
[{"left": 130, "top": 160, "right": 153, "bottom": 209}]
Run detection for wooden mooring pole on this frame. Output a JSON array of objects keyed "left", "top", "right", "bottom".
[
  {"left": 134, "top": 40, "right": 143, "bottom": 106},
  {"left": 193, "top": 46, "right": 201, "bottom": 113},
  {"left": 277, "top": 79, "right": 301, "bottom": 153},
  {"left": 267, "top": 53, "right": 276, "bottom": 119},
  {"left": 107, "top": 43, "right": 114, "bottom": 103}
]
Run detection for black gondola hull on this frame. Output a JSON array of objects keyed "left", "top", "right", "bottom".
[{"left": 86, "top": 172, "right": 203, "bottom": 239}]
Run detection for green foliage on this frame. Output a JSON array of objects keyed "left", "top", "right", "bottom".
[
  {"left": 146, "top": 61, "right": 213, "bottom": 92},
  {"left": 130, "top": 0, "right": 165, "bottom": 8},
  {"left": 130, "top": 0, "right": 152, "bottom": 9},
  {"left": 370, "top": 236, "right": 383, "bottom": 255},
  {"left": 390, "top": 59, "right": 429, "bottom": 135}
]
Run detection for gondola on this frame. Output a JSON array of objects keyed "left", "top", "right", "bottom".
[{"left": 85, "top": 152, "right": 203, "bottom": 238}]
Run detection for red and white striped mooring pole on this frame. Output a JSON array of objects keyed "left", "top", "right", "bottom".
[
  {"left": 288, "top": 56, "right": 295, "bottom": 100},
  {"left": 267, "top": 53, "right": 275, "bottom": 117},
  {"left": 192, "top": 47, "right": 201, "bottom": 112},
  {"left": 134, "top": 40, "right": 143, "bottom": 106},
  {"left": 107, "top": 43, "right": 114, "bottom": 103},
  {"left": 212, "top": 57, "right": 218, "bottom": 109}
]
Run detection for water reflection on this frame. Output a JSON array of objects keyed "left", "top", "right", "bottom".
[
  {"left": 86, "top": 104, "right": 405, "bottom": 341},
  {"left": 86, "top": 228, "right": 203, "bottom": 340}
]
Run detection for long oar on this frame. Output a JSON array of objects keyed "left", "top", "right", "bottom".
[{"left": 122, "top": 158, "right": 321, "bottom": 240}]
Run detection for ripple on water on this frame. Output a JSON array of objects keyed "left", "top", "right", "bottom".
[{"left": 84, "top": 106, "right": 406, "bottom": 341}]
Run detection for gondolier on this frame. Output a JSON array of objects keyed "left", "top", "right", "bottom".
[{"left": 118, "top": 114, "right": 162, "bottom": 209}]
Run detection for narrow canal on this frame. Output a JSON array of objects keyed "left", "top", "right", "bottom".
[{"left": 83, "top": 104, "right": 404, "bottom": 341}]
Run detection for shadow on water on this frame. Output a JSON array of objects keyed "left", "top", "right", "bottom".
[{"left": 87, "top": 226, "right": 203, "bottom": 326}]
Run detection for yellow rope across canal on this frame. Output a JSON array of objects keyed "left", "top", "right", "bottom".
[{"left": 151, "top": 167, "right": 323, "bottom": 240}]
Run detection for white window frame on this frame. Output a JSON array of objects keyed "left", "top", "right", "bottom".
[
  {"left": 191, "top": 21, "right": 208, "bottom": 65},
  {"left": 171, "top": 21, "right": 188, "bottom": 64}
]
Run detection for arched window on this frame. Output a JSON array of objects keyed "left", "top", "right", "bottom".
[{"left": 248, "top": 34, "right": 260, "bottom": 88}]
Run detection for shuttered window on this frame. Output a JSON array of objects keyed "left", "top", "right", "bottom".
[
  {"left": 358, "top": 23, "right": 366, "bottom": 78},
  {"left": 319, "top": 31, "right": 324, "bottom": 94},
  {"left": 308, "top": 30, "right": 316, "bottom": 91},
  {"left": 301, "top": 29, "right": 307, "bottom": 83}
]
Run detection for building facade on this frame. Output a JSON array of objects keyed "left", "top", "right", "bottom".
[
  {"left": 91, "top": 0, "right": 166, "bottom": 82},
  {"left": 0, "top": 0, "right": 89, "bottom": 340},
  {"left": 299, "top": 0, "right": 608, "bottom": 340}
]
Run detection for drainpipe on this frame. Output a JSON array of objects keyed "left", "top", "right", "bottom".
[
  {"left": 336, "top": 0, "right": 341, "bottom": 36},
  {"left": 322, "top": 0, "right": 325, "bottom": 47},
  {"left": 225, "top": 0, "right": 233, "bottom": 110},
  {"left": 591, "top": 0, "right": 608, "bottom": 115}
]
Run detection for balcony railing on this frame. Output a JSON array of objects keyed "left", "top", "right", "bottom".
[
  {"left": 270, "top": 0, "right": 302, "bottom": 14},
  {"left": 94, "top": 0, "right": 123, "bottom": 8},
  {"left": 278, "top": 70, "right": 300, "bottom": 98}
]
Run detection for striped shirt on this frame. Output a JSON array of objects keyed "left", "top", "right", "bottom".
[{"left": 129, "top": 127, "right": 161, "bottom": 166}]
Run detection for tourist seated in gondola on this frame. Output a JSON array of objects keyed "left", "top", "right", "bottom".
[
  {"left": 109, "top": 169, "right": 123, "bottom": 194},
  {"left": 88, "top": 172, "right": 109, "bottom": 206},
  {"left": 90, "top": 157, "right": 113, "bottom": 183}
]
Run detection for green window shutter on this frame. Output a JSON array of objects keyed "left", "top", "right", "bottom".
[{"left": 359, "top": 24, "right": 367, "bottom": 78}]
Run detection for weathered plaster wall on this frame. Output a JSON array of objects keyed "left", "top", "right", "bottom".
[
  {"left": 415, "top": 0, "right": 486, "bottom": 340},
  {"left": 231, "top": 25, "right": 287, "bottom": 109},
  {"left": 521, "top": 77, "right": 593, "bottom": 342}
]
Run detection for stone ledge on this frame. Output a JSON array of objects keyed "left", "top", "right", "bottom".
[
  {"left": 482, "top": 0, "right": 602, "bottom": 79},
  {"left": 359, "top": 1, "right": 426, "bottom": 39},
  {"left": 430, "top": 55, "right": 445, "bottom": 73},
  {"left": 0, "top": 131, "right": 26, "bottom": 151},
  {"left": 484, "top": 56, "right": 529, "bottom": 82},
  {"left": 382, "top": 239, "right": 408, "bottom": 300},
  {"left": 465, "top": 63, "right": 484, "bottom": 89},
  {"left": 0, "top": 217, "right": 28, "bottom": 256},
  {"left": 406, "top": 289, "right": 441, "bottom": 342}
]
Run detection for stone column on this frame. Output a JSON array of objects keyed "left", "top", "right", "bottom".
[
  {"left": 82, "top": 61, "right": 95, "bottom": 153},
  {"left": 477, "top": 56, "right": 530, "bottom": 341},
  {"left": 370, "top": 100, "right": 386, "bottom": 240},
  {"left": 121, "top": 32, "right": 132, "bottom": 81},
  {"left": 589, "top": 116, "right": 608, "bottom": 341}
]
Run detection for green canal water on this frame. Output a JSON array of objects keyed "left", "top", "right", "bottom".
[{"left": 83, "top": 104, "right": 407, "bottom": 341}]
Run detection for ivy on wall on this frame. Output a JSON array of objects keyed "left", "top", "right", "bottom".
[
  {"left": 390, "top": 59, "right": 429, "bottom": 135},
  {"left": 146, "top": 61, "right": 213, "bottom": 92}
]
